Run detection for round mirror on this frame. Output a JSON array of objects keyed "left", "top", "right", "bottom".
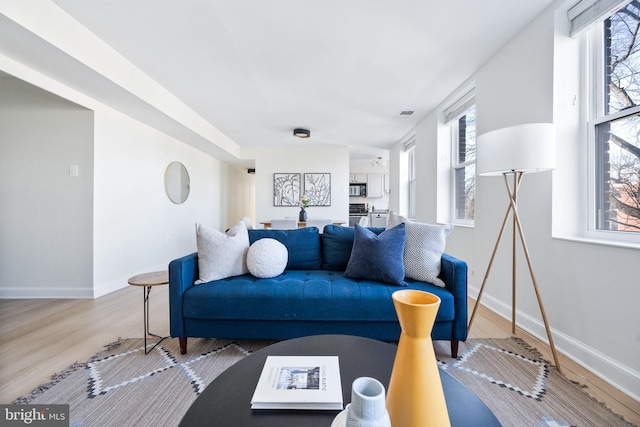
[{"left": 164, "top": 162, "right": 190, "bottom": 204}]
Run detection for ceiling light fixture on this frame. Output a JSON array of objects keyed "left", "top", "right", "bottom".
[
  {"left": 371, "top": 156, "right": 388, "bottom": 167},
  {"left": 293, "top": 128, "right": 310, "bottom": 138}
]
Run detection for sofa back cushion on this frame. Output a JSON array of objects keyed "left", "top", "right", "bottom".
[
  {"left": 249, "top": 227, "right": 322, "bottom": 270},
  {"left": 321, "top": 225, "right": 385, "bottom": 270}
]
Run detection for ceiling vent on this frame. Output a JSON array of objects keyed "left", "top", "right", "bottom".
[{"left": 399, "top": 110, "right": 415, "bottom": 116}]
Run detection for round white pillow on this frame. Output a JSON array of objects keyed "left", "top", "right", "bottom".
[{"left": 246, "top": 238, "right": 288, "bottom": 278}]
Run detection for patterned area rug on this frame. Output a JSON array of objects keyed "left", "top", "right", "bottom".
[
  {"left": 436, "top": 338, "right": 636, "bottom": 427},
  {"left": 15, "top": 337, "right": 635, "bottom": 427}
]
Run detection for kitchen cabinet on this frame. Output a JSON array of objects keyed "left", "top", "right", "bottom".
[
  {"left": 350, "top": 173, "right": 367, "bottom": 183},
  {"left": 367, "top": 173, "right": 384, "bottom": 198}
]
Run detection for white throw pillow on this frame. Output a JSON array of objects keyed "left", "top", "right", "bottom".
[
  {"left": 195, "top": 221, "right": 249, "bottom": 283},
  {"left": 386, "top": 211, "right": 453, "bottom": 287},
  {"left": 247, "top": 238, "right": 288, "bottom": 278}
]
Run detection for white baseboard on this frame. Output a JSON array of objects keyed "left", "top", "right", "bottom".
[
  {"left": 0, "top": 287, "right": 94, "bottom": 299},
  {"left": 93, "top": 262, "right": 170, "bottom": 298},
  {"left": 468, "top": 284, "right": 640, "bottom": 402},
  {"left": 0, "top": 277, "right": 130, "bottom": 299},
  {"left": 0, "top": 263, "right": 169, "bottom": 300},
  {"left": 92, "top": 277, "right": 128, "bottom": 298}
]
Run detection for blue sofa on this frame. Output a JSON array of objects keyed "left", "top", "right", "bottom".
[{"left": 169, "top": 225, "right": 468, "bottom": 356}]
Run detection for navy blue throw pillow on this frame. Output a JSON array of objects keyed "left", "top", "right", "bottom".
[{"left": 344, "top": 223, "right": 406, "bottom": 286}]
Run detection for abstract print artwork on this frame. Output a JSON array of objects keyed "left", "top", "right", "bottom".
[
  {"left": 273, "top": 173, "right": 301, "bottom": 206},
  {"left": 304, "top": 173, "right": 331, "bottom": 206}
]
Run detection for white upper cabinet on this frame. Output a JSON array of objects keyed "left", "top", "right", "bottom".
[
  {"left": 367, "top": 173, "right": 384, "bottom": 198},
  {"left": 350, "top": 173, "right": 367, "bottom": 183}
]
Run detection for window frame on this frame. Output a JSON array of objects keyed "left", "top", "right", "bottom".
[
  {"left": 450, "top": 104, "right": 476, "bottom": 226},
  {"left": 585, "top": 10, "right": 640, "bottom": 244},
  {"left": 407, "top": 145, "right": 416, "bottom": 219}
]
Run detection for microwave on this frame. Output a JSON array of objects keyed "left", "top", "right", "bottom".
[{"left": 349, "top": 183, "right": 367, "bottom": 197}]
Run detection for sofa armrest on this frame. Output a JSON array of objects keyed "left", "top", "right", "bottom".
[
  {"left": 169, "top": 252, "right": 199, "bottom": 338},
  {"left": 440, "top": 253, "right": 468, "bottom": 342}
]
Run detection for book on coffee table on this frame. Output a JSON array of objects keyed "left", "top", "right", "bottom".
[{"left": 250, "top": 356, "right": 343, "bottom": 410}]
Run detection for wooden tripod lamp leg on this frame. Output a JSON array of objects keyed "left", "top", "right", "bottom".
[
  {"left": 469, "top": 171, "right": 562, "bottom": 373},
  {"left": 468, "top": 199, "right": 513, "bottom": 331},
  {"left": 510, "top": 195, "right": 562, "bottom": 374}
]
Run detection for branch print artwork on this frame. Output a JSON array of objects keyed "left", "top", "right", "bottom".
[
  {"left": 274, "top": 173, "right": 301, "bottom": 206},
  {"left": 304, "top": 173, "right": 331, "bottom": 206}
]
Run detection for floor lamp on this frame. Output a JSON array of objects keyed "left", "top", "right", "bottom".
[{"left": 467, "top": 123, "right": 562, "bottom": 373}]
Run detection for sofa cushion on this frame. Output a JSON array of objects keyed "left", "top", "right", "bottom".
[
  {"left": 386, "top": 211, "right": 453, "bottom": 287},
  {"left": 248, "top": 227, "right": 322, "bottom": 270},
  {"left": 195, "top": 221, "right": 249, "bottom": 284},
  {"left": 247, "top": 238, "right": 288, "bottom": 278},
  {"left": 182, "top": 269, "right": 454, "bottom": 323},
  {"left": 321, "top": 225, "right": 386, "bottom": 270},
  {"left": 344, "top": 223, "right": 406, "bottom": 286}
]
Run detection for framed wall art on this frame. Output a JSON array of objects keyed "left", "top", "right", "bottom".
[
  {"left": 304, "top": 173, "right": 331, "bottom": 206},
  {"left": 273, "top": 173, "right": 301, "bottom": 206}
]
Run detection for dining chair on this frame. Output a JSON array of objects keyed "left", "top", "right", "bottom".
[
  {"left": 270, "top": 219, "right": 298, "bottom": 229},
  {"left": 358, "top": 216, "right": 369, "bottom": 226},
  {"left": 305, "top": 218, "right": 332, "bottom": 233}
]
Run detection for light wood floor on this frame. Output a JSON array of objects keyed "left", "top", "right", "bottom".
[{"left": 1, "top": 287, "right": 638, "bottom": 425}]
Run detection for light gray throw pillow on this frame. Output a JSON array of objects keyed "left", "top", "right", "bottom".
[
  {"left": 195, "top": 221, "right": 249, "bottom": 283},
  {"left": 386, "top": 211, "right": 453, "bottom": 287}
]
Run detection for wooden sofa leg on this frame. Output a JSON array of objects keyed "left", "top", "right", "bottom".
[
  {"left": 179, "top": 337, "right": 187, "bottom": 355},
  {"left": 451, "top": 340, "right": 459, "bottom": 358}
]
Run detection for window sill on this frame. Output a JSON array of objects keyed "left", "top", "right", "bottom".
[
  {"left": 552, "top": 234, "right": 640, "bottom": 250},
  {"left": 451, "top": 221, "right": 474, "bottom": 229}
]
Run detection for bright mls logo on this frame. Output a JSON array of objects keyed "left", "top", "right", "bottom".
[{"left": 1, "top": 405, "right": 68, "bottom": 426}]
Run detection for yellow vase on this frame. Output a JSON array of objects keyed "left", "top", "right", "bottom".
[{"left": 386, "top": 290, "right": 451, "bottom": 427}]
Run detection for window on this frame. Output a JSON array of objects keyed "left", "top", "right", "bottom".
[
  {"left": 407, "top": 144, "right": 416, "bottom": 219},
  {"left": 591, "top": 2, "right": 640, "bottom": 234},
  {"left": 450, "top": 104, "right": 476, "bottom": 223}
]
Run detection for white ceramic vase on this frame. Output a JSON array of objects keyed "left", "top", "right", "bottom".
[{"left": 345, "top": 377, "right": 391, "bottom": 427}]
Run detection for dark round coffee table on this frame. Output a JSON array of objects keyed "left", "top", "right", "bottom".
[{"left": 179, "top": 334, "right": 501, "bottom": 426}]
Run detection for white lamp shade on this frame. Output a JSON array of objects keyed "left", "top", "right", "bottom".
[{"left": 476, "top": 123, "right": 556, "bottom": 176}]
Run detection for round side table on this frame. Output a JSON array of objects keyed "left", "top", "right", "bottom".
[{"left": 127, "top": 271, "right": 169, "bottom": 354}]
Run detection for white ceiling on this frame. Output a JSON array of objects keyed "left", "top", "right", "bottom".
[{"left": 11, "top": 1, "right": 555, "bottom": 162}]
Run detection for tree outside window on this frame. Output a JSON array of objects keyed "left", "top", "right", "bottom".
[
  {"left": 453, "top": 107, "right": 476, "bottom": 222},
  {"left": 596, "top": 2, "right": 640, "bottom": 233}
]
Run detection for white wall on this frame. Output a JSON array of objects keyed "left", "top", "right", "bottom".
[
  {"left": 92, "top": 107, "right": 223, "bottom": 297},
  {"left": 0, "top": 75, "right": 94, "bottom": 298},
  {"left": 410, "top": 3, "right": 640, "bottom": 400},
  {"left": 255, "top": 145, "right": 349, "bottom": 226},
  {"left": 0, "top": 66, "right": 225, "bottom": 299}
]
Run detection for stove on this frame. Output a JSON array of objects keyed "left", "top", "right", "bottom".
[
  {"left": 349, "top": 203, "right": 368, "bottom": 216},
  {"left": 349, "top": 203, "right": 368, "bottom": 227}
]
